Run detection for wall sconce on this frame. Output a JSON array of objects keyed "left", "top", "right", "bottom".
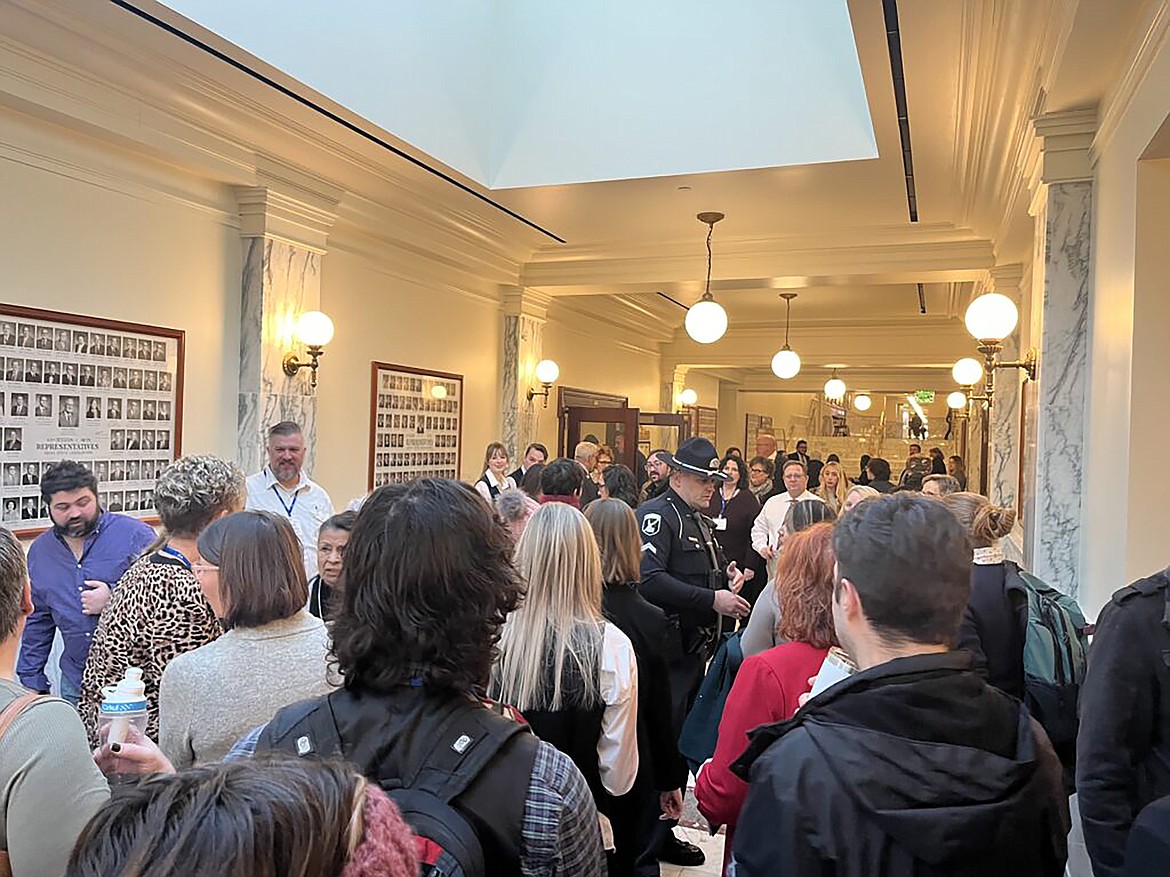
[
  {"left": 282, "top": 311, "right": 334, "bottom": 389},
  {"left": 526, "top": 359, "right": 560, "bottom": 408},
  {"left": 677, "top": 387, "right": 699, "bottom": 407}
]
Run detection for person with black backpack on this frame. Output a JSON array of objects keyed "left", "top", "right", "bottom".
[{"left": 238, "top": 479, "right": 605, "bottom": 877}]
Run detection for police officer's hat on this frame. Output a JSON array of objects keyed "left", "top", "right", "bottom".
[{"left": 661, "top": 437, "right": 730, "bottom": 481}]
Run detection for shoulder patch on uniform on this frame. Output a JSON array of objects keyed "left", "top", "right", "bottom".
[{"left": 641, "top": 513, "right": 662, "bottom": 536}]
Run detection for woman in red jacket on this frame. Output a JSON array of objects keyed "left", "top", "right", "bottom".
[{"left": 694, "top": 522, "right": 838, "bottom": 874}]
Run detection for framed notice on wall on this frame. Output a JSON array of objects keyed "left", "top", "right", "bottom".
[
  {"left": 369, "top": 362, "right": 462, "bottom": 490},
  {"left": 744, "top": 413, "right": 775, "bottom": 451},
  {"left": 0, "top": 304, "right": 184, "bottom": 536},
  {"left": 689, "top": 405, "right": 718, "bottom": 446}
]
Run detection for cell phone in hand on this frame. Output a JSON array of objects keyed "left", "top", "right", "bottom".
[{"left": 808, "top": 647, "right": 857, "bottom": 699}]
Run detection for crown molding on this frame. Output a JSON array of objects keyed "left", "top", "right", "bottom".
[
  {"left": 1093, "top": 0, "right": 1170, "bottom": 160},
  {"left": 500, "top": 287, "right": 553, "bottom": 321}
]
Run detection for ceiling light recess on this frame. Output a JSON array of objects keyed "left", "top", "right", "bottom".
[
  {"left": 684, "top": 212, "right": 728, "bottom": 344},
  {"left": 771, "top": 293, "right": 802, "bottom": 379}
]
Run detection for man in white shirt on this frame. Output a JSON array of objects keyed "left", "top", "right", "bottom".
[
  {"left": 750, "top": 458, "right": 823, "bottom": 563},
  {"left": 245, "top": 421, "right": 334, "bottom": 576}
]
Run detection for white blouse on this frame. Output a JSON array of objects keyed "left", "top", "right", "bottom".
[
  {"left": 474, "top": 470, "right": 516, "bottom": 502},
  {"left": 598, "top": 621, "right": 640, "bottom": 797}
]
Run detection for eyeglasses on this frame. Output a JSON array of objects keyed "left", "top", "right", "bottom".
[
  {"left": 192, "top": 563, "right": 219, "bottom": 577},
  {"left": 749, "top": 467, "right": 767, "bottom": 474}
]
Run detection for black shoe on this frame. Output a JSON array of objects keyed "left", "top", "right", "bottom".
[{"left": 658, "top": 834, "right": 705, "bottom": 867}]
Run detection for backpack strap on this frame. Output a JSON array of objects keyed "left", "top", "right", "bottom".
[
  {"left": 391, "top": 695, "right": 531, "bottom": 805},
  {"left": 0, "top": 694, "right": 48, "bottom": 742}
]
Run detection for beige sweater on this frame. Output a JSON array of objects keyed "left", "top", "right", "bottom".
[
  {"left": 158, "top": 610, "right": 337, "bottom": 768},
  {"left": 0, "top": 678, "right": 108, "bottom": 877}
]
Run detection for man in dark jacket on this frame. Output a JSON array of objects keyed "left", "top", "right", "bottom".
[
  {"left": 730, "top": 493, "right": 1068, "bottom": 876},
  {"left": 1077, "top": 567, "right": 1170, "bottom": 877}
]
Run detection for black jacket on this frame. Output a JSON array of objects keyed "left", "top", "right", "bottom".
[
  {"left": 1077, "top": 569, "right": 1170, "bottom": 877},
  {"left": 956, "top": 561, "right": 1027, "bottom": 699},
  {"left": 602, "top": 582, "right": 688, "bottom": 791},
  {"left": 729, "top": 652, "right": 1068, "bottom": 877}
]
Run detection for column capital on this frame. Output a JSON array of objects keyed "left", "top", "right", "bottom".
[
  {"left": 989, "top": 263, "right": 1025, "bottom": 295},
  {"left": 235, "top": 163, "right": 341, "bottom": 253},
  {"left": 500, "top": 286, "right": 552, "bottom": 321},
  {"left": 1030, "top": 108, "right": 1098, "bottom": 190}
]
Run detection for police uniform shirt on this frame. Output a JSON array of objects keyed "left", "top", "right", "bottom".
[{"left": 636, "top": 487, "right": 725, "bottom": 627}]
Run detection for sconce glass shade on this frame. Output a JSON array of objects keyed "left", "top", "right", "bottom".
[
  {"left": 853, "top": 393, "right": 872, "bottom": 412},
  {"left": 947, "top": 391, "right": 968, "bottom": 410},
  {"left": 678, "top": 388, "right": 699, "bottom": 406},
  {"left": 684, "top": 299, "right": 728, "bottom": 344},
  {"left": 294, "top": 311, "right": 336, "bottom": 348},
  {"left": 430, "top": 384, "right": 448, "bottom": 400},
  {"left": 534, "top": 359, "right": 560, "bottom": 384},
  {"left": 295, "top": 311, "right": 335, "bottom": 347},
  {"left": 952, "top": 357, "right": 985, "bottom": 386},
  {"left": 824, "top": 376, "right": 847, "bottom": 401},
  {"left": 771, "top": 347, "right": 801, "bottom": 379},
  {"left": 964, "top": 293, "right": 1019, "bottom": 342}
]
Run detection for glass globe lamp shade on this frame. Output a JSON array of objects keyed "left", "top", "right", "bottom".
[
  {"left": 771, "top": 347, "right": 801, "bottom": 380},
  {"left": 534, "top": 359, "right": 560, "bottom": 385},
  {"left": 824, "top": 377, "right": 847, "bottom": 401},
  {"left": 678, "top": 388, "right": 698, "bottom": 406},
  {"left": 684, "top": 299, "right": 728, "bottom": 344},
  {"left": 853, "top": 393, "right": 872, "bottom": 412},
  {"left": 947, "top": 391, "right": 968, "bottom": 410},
  {"left": 295, "top": 311, "right": 335, "bottom": 347},
  {"left": 430, "top": 384, "right": 448, "bottom": 400},
  {"left": 951, "top": 357, "right": 984, "bottom": 386},
  {"left": 964, "top": 293, "right": 1019, "bottom": 342}
]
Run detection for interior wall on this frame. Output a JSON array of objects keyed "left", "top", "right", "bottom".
[
  {"left": 315, "top": 248, "right": 503, "bottom": 504},
  {"left": 0, "top": 109, "right": 241, "bottom": 462},
  {"left": 1083, "top": 28, "right": 1170, "bottom": 616}
]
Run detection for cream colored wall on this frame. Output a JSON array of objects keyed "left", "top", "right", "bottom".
[
  {"left": 315, "top": 248, "right": 503, "bottom": 503},
  {"left": 1, "top": 110, "right": 241, "bottom": 460},
  {"left": 1083, "top": 29, "right": 1170, "bottom": 615},
  {"left": 535, "top": 310, "right": 662, "bottom": 457}
]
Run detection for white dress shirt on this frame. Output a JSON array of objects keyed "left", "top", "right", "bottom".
[
  {"left": 598, "top": 621, "right": 639, "bottom": 797},
  {"left": 750, "top": 489, "right": 824, "bottom": 557},
  {"left": 474, "top": 470, "right": 516, "bottom": 503},
  {"left": 245, "top": 467, "right": 334, "bottom": 577}
]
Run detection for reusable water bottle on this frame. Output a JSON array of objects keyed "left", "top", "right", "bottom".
[{"left": 98, "top": 666, "right": 148, "bottom": 746}]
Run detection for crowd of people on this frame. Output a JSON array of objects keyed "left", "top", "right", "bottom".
[{"left": 0, "top": 422, "right": 1166, "bottom": 877}]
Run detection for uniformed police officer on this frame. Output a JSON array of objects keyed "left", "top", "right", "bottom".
[
  {"left": 1077, "top": 567, "right": 1170, "bottom": 877},
  {"left": 637, "top": 436, "right": 751, "bottom": 868}
]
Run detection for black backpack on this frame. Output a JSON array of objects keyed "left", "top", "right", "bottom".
[{"left": 260, "top": 693, "right": 534, "bottom": 877}]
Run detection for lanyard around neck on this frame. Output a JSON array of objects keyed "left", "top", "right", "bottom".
[
  {"left": 271, "top": 483, "right": 299, "bottom": 517},
  {"left": 158, "top": 544, "right": 192, "bottom": 570}
]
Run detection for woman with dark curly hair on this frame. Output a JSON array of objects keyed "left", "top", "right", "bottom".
[
  {"left": 67, "top": 759, "right": 418, "bottom": 877},
  {"left": 242, "top": 479, "right": 606, "bottom": 877},
  {"left": 694, "top": 522, "right": 838, "bottom": 874},
  {"left": 599, "top": 463, "right": 640, "bottom": 509}
]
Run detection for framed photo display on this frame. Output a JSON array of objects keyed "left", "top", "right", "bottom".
[
  {"left": 368, "top": 362, "right": 462, "bottom": 490},
  {"left": 0, "top": 304, "right": 184, "bottom": 535}
]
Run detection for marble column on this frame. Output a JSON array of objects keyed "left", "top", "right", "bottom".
[
  {"left": 500, "top": 288, "right": 551, "bottom": 459},
  {"left": 235, "top": 185, "right": 337, "bottom": 476},
  {"left": 1024, "top": 111, "right": 1095, "bottom": 596},
  {"left": 988, "top": 265, "right": 1025, "bottom": 510}
]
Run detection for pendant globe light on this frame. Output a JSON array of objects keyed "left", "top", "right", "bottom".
[
  {"left": 684, "top": 212, "right": 729, "bottom": 344},
  {"left": 824, "top": 369, "right": 847, "bottom": 402},
  {"left": 853, "top": 393, "right": 873, "bottom": 412},
  {"left": 771, "top": 293, "right": 802, "bottom": 379}
]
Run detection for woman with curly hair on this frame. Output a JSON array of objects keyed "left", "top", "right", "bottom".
[
  {"left": 67, "top": 759, "right": 417, "bottom": 877},
  {"left": 79, "top": 455, "right": 246, "bottom": 745},
  {"left": 694, "top": 522, "right": 838, "bottom": 874}
]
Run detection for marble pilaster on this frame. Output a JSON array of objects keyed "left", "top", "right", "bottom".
[
  {"left": 1029, "top": 179, "right": 1092, "bottom": 595},
  {"left": 989, "top": 265, "right": 1025, "bottom": 511},
  {"left": 234, "top": 183, "right": 337, "bottom": 477},
  {"left": 501, "top": 288, "right": 550, "bottom": 458}
]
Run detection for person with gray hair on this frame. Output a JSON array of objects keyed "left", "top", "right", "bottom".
[
  {"left": 0, "top": 525, "right": 110, "bottom": 876},
  {"left": 496, "top": 487, "right": 539, "bottom": 543},
  {"left": 79, "top": 455, "right": 246, "bottom": 745},
  {"left": 922, "top": 474, "right": 961, "bottom": 498},
  {"left": 245, "top": 421, "right": 334, "bottom": 577},
  {"left": 574, "top": 440, "right": 601, "bottom": 507}
]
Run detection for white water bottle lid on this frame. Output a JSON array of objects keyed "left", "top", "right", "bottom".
[{"left": 101, "top": 666, "right": 147, "bottom": 708}]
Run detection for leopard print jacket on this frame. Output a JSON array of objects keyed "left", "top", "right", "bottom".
[{"left": 79, "top": 552, "right": 222, "bottom": 747}]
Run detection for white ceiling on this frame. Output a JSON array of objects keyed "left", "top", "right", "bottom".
[{"left": 162, "top": 0, "right": 878, "bottom": 189}]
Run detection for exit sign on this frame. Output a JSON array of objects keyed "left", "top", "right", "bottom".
[{"left": 915, "top": 390, "right": 936, "bottom": 404}]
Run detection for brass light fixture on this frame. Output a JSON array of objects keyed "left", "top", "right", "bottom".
[{"left": 282, "top": 311, "right": 335, "bottom": 389}]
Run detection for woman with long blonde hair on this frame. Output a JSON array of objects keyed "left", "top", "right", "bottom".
[
  {"left": 491, "top": 502, "right": 640, "bottom": 812},
  {"left": 816, "top": 461, "right": 848, "bottom": 515}
]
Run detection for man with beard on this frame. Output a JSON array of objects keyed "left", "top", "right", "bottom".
[
  {"left": 245, "top": 421, "right": 334, "bottom": 576},
  {"left": 17, "top": 461, "right": 154, "bottom": 707}
]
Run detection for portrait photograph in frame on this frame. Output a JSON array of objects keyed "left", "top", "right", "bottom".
[
  {"left": 368, "top": 362, "right": 462, "bottom": 490},
  {"left": 0, "top": 303, "right": 184, "bottom": 536}
]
